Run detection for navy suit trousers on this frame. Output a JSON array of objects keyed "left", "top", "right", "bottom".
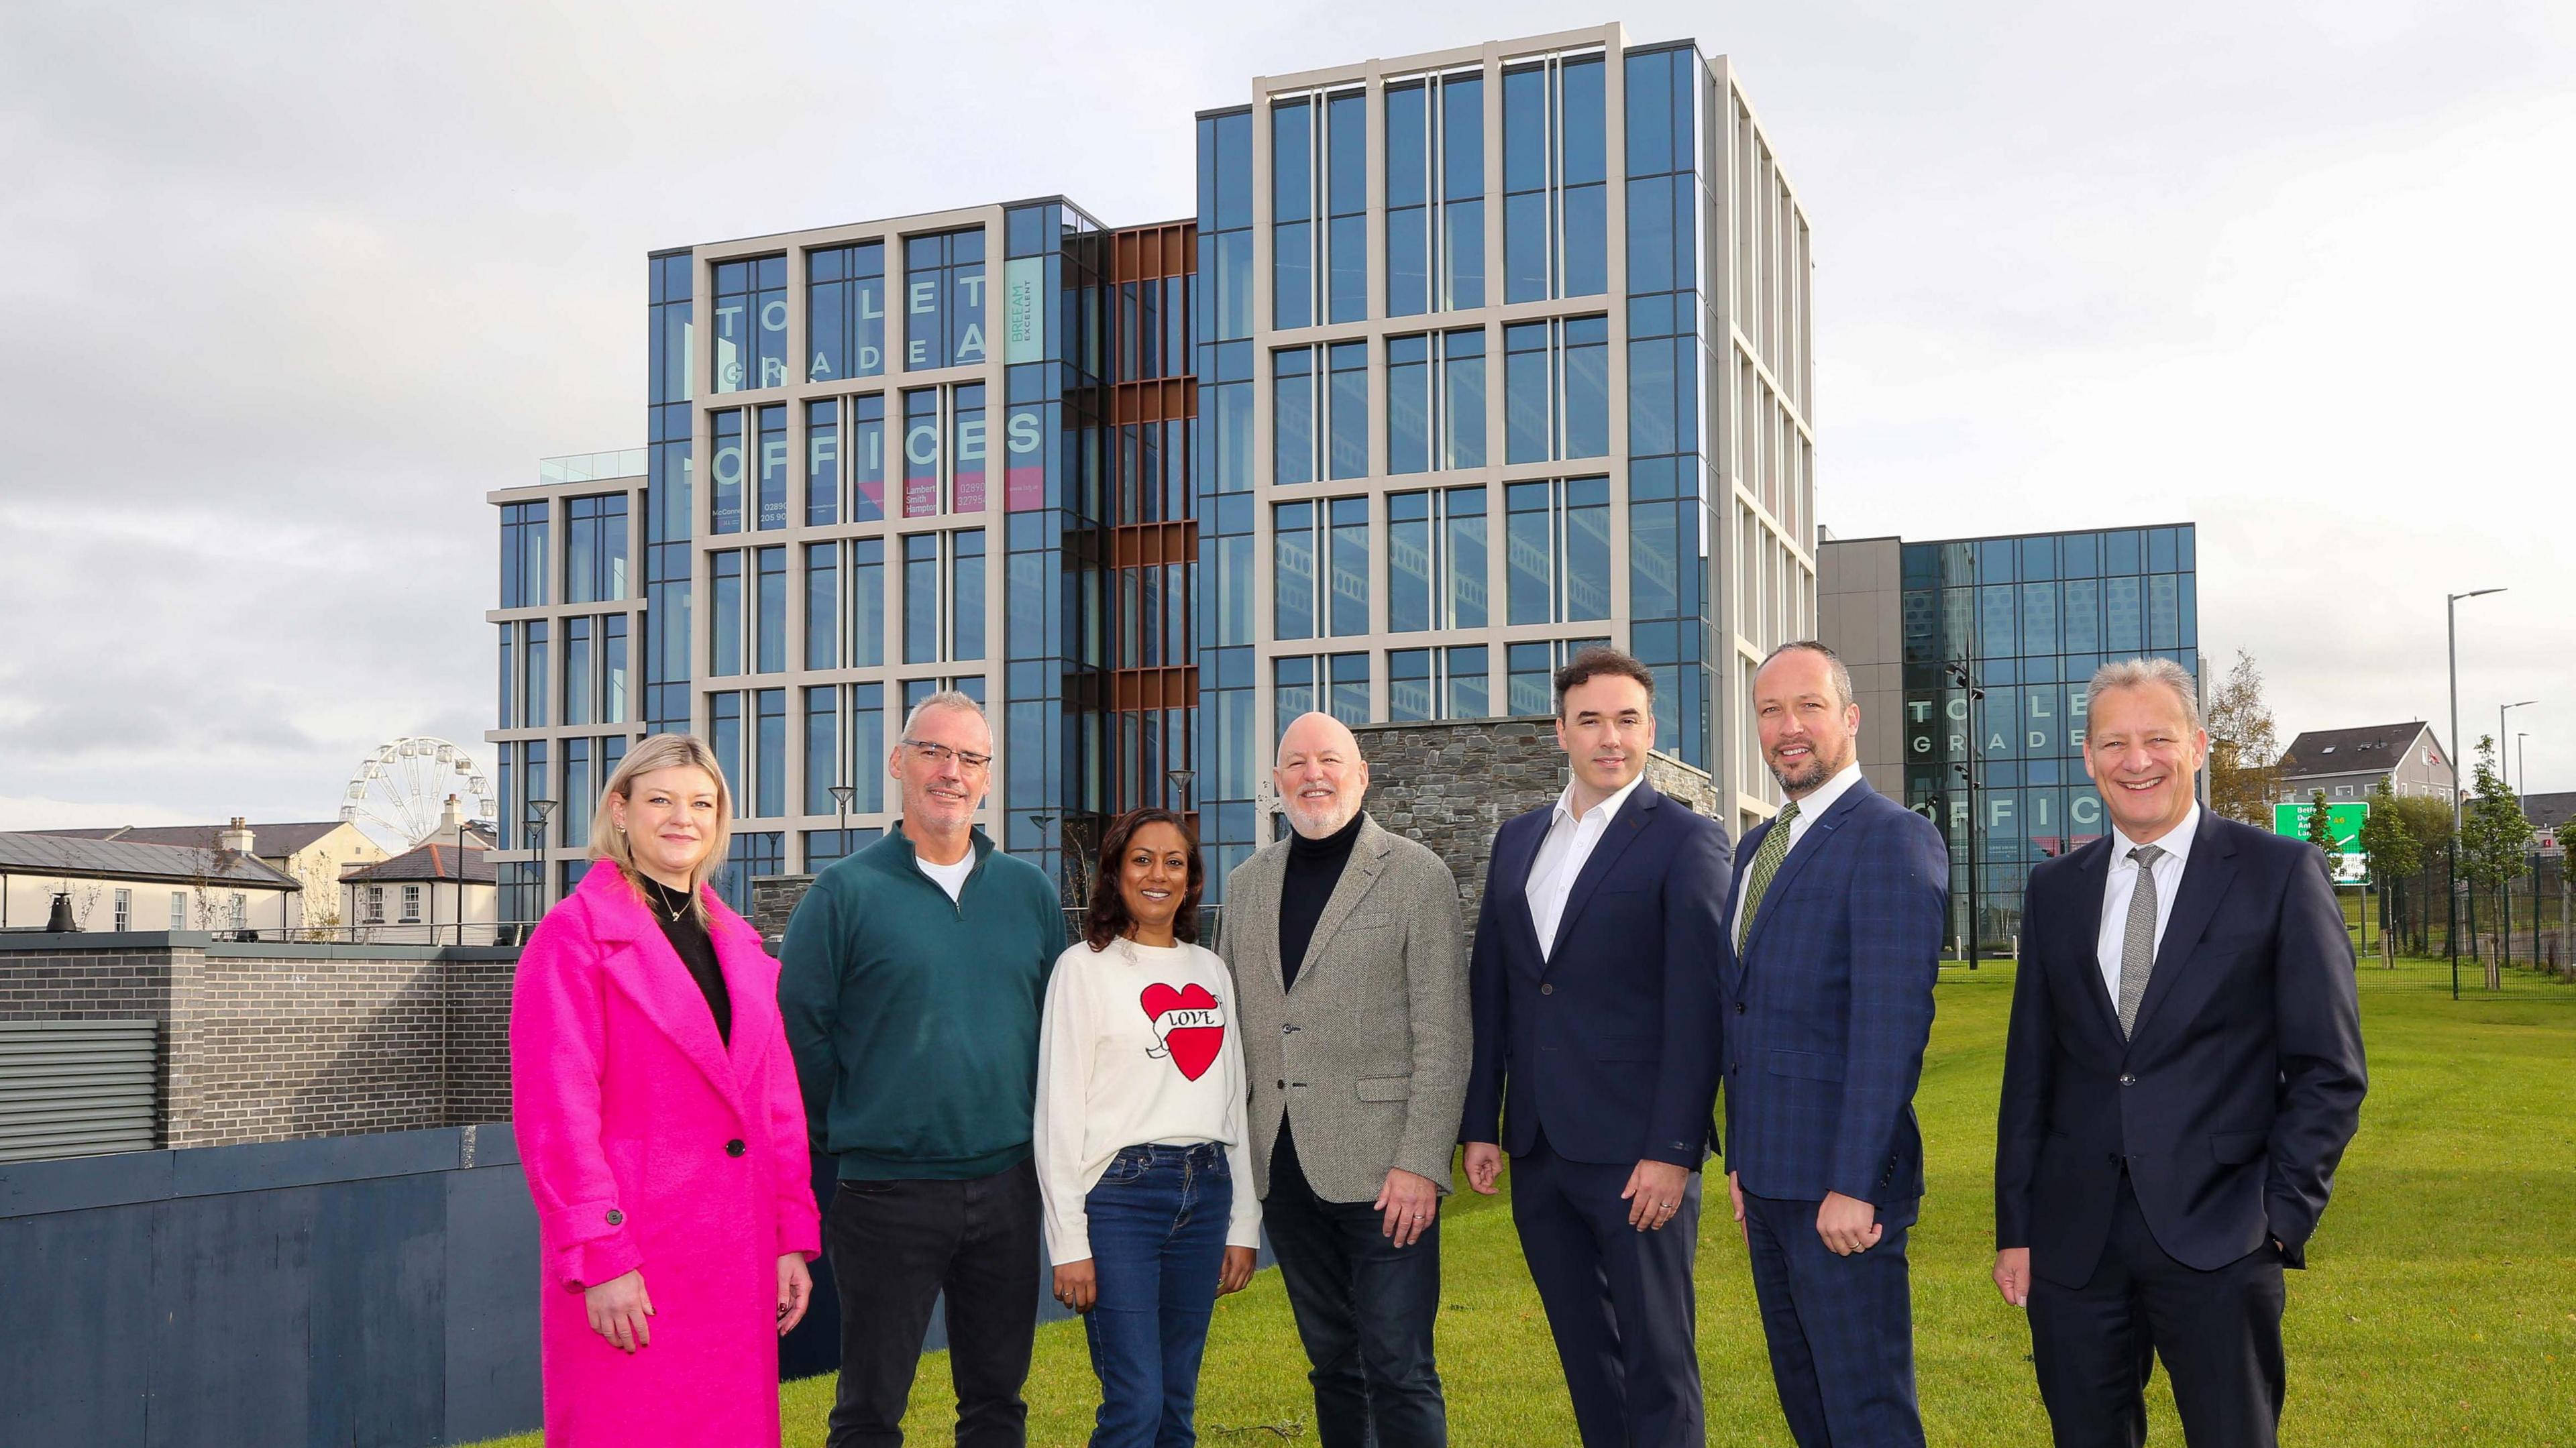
[
  {"left": 1739, "top": 1188, "right": 1922, "bottom": 1448},
  {"left": 1511, "top": 1134, "right": 1705, "bottom": 1448}
]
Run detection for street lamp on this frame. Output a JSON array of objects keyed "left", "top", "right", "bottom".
[
  {"left": 1026, "top": 811, "right": 1060, "bottom": 905},
  {"left": 1946, "top": 659, "right": 1986, "bottom": 970},
  {"left": 2500, "top": 702, "right": 2538, "bottom": 793},
  {"left": 1165, "top": 769, "right": 1196, "bottom": 812},
  {"left": 828, "top": 783, "right": 855, "bottom": 863},
  {"left": 525, "top": 797, "right": 558, "bottom": 929},
  {"left": 2447, "top": 587, "right": 2506, "bottom": 1000}
]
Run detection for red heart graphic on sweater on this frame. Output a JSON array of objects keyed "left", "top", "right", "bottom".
[{"left": 1140, "top": 983, "right": 1226, "bottom": 1082}]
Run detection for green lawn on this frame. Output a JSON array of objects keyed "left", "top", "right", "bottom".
[{"left": 477, "top": 958, "right": 2575, "bottom": 1445}]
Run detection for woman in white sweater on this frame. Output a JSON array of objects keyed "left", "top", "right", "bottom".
[{"left": 1035, "top": 807, "right": 1262, "bottom": 1447}]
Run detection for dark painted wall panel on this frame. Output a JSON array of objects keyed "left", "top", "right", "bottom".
[
  {"left": 307, "top": 1176, "right": 448, "bottom": 1448},
  {"left": 443, "top": 1164, "right": 542, "bottom": 1443},
  {"left": 0, "top": 1207, "right": 154, "bottom": 1445},
  {"left": 148, "top": 1188, "right": 315, "bottom": 1448}
]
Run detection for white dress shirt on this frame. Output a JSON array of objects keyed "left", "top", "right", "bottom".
[
  {"left": 1525, "top": 772, "right": 1648, "bottom": 958},
  {"left": 1729, "top": 761, "right": 1864, "bottom": 945},
  {"left": 2095, "top": 803, "right": 2200, "bottom": 1007}
]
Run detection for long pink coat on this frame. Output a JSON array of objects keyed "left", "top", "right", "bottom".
[{"left": 510, "top": 859, "right": 822, "bottom": 1447}]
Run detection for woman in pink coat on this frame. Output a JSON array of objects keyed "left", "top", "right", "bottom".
[{"left": 509, "top": 733, "right": 821, "bottom": 1446}]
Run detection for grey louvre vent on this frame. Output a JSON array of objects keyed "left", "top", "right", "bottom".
[{"left": 0, "top": 1019, "right": 159, "bottom": 1162}]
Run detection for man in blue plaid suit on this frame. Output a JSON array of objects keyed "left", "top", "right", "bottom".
[{"left": 1717, "top": 641, "right": 1949, "bottom": 1447}]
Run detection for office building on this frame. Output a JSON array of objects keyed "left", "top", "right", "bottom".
[
  {"left": 1821, "top": 523, "right": 2200, "bottom": 947},
  {"left": 491, "top": 24, "right": 1817, "bottom": 909}
]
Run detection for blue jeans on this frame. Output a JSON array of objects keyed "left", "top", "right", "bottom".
[{"left": 1083, "top": 1141, "right": 1234, "bottom": 1448}]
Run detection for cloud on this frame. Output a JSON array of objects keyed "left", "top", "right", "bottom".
[{"left": 0, "top": 0, "right": 2569, "bottom": 834}]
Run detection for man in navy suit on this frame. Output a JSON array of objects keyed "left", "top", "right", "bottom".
[
  {"left": 1460, "top": 647, "right": 1732, "bottom": 1447},
  {"left": 1995, "top": 657, "right": 2365, "bottom": 1448},
  {"left": 1717, "top": 640, "right": 1949, "bottom": 1448}
]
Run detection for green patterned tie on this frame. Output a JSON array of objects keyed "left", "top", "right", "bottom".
[{"left": 1735, "top": 800, "right": 1802, "bottom": 953}]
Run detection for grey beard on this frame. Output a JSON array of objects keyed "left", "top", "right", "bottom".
[
  {"left": 1767, "top": 742, "right": 1850, "bottom": 795},
  {"left": 1285, "top": 795, "right": 1360, "bottom": 838}
]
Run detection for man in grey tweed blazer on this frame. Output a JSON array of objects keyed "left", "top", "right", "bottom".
[{"left": 1218, "top": 711, "right": 1468, "bottom": 1448}]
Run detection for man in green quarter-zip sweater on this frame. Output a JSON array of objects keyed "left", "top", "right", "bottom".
[{"left": 780, "top": 690, "right": 1065, "bottom": 1448}]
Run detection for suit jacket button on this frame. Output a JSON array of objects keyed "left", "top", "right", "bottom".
[
  {"left": 1540, "top": 983, "right": 1554, "bottom": 995},
  {"left": 605, "top": 1208, "right": 625, "bottom": 1226},
  {"left": 725, "top": 1139, "right": 747, "bottom": 1158},
  {"left": 2118, "top": 1074, "right": 2137, "bottom": 1087},
  {"left": 1735, "top": 1002, "right": 1746, "bottom": 1015},
  {"left": 1277, "top": 1079, "right": 1287, "bottom": 1090}
]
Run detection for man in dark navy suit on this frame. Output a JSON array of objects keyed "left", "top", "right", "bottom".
[
  {"left": 1716, "top": 640, "right": 1949, "bottom": 1448},
  {"left": 1995, "top": 657, "right": 2365, "bottom": 1448},
  {"left": 1459, "top": 647, "right": 1732, "bottom": 1447}
]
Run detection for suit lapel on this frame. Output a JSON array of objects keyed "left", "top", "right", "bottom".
[
  {"left": 1546, "top": 784, "right": 1661, "bottom": 966},
  {"left": 1244, "top": 844, "right": 1293, "bottom": 996},
  {"left": 2061, "top": 836, "right": 2126, "bottom": 1050},
  {"left": 1294, "top": 819, "right": 1391, "bottom": 990},
  {"left": 2127, "top": 812, "right": 2239, "bottom": 1044},
  {"left": 1718, "top": 817, "right": 1766, "bottom": 996},
  {"left": 1491, "top": 812, "right": 1550, "bottom": 974},
  {"left": 1741, "top": 777, "right": 1876, "bottom": 962},
  {"left": 580, "top": 862, "right": 744, "bottom": 1113}
]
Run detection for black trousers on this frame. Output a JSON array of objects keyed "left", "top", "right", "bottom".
[
  {"left": 1511, "top": 1133, "right": 1705, "bottom": 1448},
  {"left": 824, "top": 1159, "right": 1043, "bottom": 1448},
  {"left": 1262, "top": 1119, "right": 1450, "bottom": 1448},
  {"left": 2028, "top": 1174, "right": 2287, "bottom": 1448}
]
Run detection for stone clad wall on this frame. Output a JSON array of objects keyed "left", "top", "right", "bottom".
[{"left": 1352, "top": 718, "right": 1718, "bottom": 930}]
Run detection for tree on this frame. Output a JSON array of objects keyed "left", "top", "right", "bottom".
[
  {"left": 2459, "top": 735, "right": 2534, "bottom": 989},
  {"left": 2357, "top": 779, "right": 2421, "bottom": 966},
  {"left": 2302, "top": 789, "right": 2340, "bottom": 880},
  {"left": 2203, "top": 649, "right": 2280, "bottom": 825}
]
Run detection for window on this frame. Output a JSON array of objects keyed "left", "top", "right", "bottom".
[
  {"left": 1506, "top": 478, "right": 1612, "bottom": 624},
  {"left": 1389, "top": 644, "right": 1490, "bottom": 720},
  {"left": 399, "top": 884, "right": 423, "bottom": 924},
  {"left": 951, "top": 383, "right": 987, "bottom": 513},
  {"left": 1385, "top": 73, "right": 1487, "bottom": 314},
  {"left": 1272, "top": 99, "right": 1312, "bottom": 329},
  {"left": 847, "top": 682, "right": 887, "bottom": 813},
  {"left": 755, "top": 546, "right": 787, "bottom": 674},
  {"left": 754, "top": 689, "right": 786, "bottom": 818},
  {"left": 564, "top": 494, "right": 629, "bottom": 604},
  {"left": 806, "top": 241, "right": 887, "bottom": 383},
  {"left": 1387, "top": 329, "right": 1487, "bottom": 475},
  {"left": 364, "top": 886, "right": 385, "bottom": 925},
  {"left": 903, "top": 229, "right": 987, "bottom": 371},
  {"left": 1504, "top": 317, "right": 1610, "bottom": 463},
  {"left": 563, "top": 616, "right": 592, "bottom": 725},
  {"left": 521, "top": 621, "right": 549, "bottom": 727},
  {"left": 711, "top": 255, "right": 788, "bottom": 392},
  {"left": 708, "top": 691, "right": 743, "bottom": 815},
  {"left": 1197, "top": 108, "right": 1255, "bottom": 345},
  {"left": 561, "top": 737, "right": 592, "bottom": 848},
  {"left": 849, "top": 394, "right": 888, "bottom": 522},
  {"left": 1507, "top": 636, "right": 1613, "bottom": 716},
  {"left": 1387, "top": 487, "right": 1487, "bottom": 632},
  {"left": 170, "top": 893, "right": 186, "bottom": 930},
  {"left": 804, "top": 687, "right": 839, "bottom": 815},
  {"left": 113, "top": 889, "right": 131, "bottom": 932},
  {"left": 710, "top": 551, "right": 743, "bottom": 675},
  {"left": 1273, "top": 341, "right": 1368, "bottom": 485},
  {"left": 848, "top": 537, "right": 886, "bottom": 666},
  {"left": 952, "top": 528, "right": 986, "bottom": 661},
  {"left": 1503, "top": 55, "right": 1607, "bottom": 302},
  {"left": 602, "top": 614, "right": 629, "bottom": 724},
  {"left": 755, "top": 405, "right": 788, "bottom": 531},
  {"left": 805, "top": 543, "right": 839, "bottom": 669},
  {"left": 227, "top": 893, "right": 247, "bottom": 931},
  {"left": 1275, "top": 498, "right": 1369, "bottom": 640},
  {"left": 1276, "top": 653, "right": 1371, "bottom": 735},
  {"left": 902, "top": 388, "right": 940, "bottom": 516},
  {"left": 649, "top": 250, "right": 693, "bottom": 404},
  {"left": 710, "top": 410, "right": 745, "bottom": 533},
  {"left": 1326, "top": 91, "right": 1366, "bottom": 323},
  {"left": 500, "top": 502, "right": 547, "bottom": 608},
  {"left": 903, "top": 533, "right": 939, "bottom": 663}
]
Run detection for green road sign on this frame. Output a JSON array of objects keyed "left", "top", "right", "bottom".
[{"left": 2274, "top": 800, "right": 2369, "bottom": 882}]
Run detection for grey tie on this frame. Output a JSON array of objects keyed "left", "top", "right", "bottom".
[{"left": 2116, "top": 844, "right": 2165, "bottom": 1038}]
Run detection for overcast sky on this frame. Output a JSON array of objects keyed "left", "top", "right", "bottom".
[{"left": 3, "top": 0, "right": 2569, "bottom": 832}]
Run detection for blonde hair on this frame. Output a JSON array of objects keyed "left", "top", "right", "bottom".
[{"left": 591, "top": 732, "right": 736, "bottom": 924}]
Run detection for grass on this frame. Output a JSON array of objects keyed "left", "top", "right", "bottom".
[{"left": 474, "top": 957, "right": 2575, "bottom": 1446}]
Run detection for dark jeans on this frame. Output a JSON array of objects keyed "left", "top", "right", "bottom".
[
  {"left": 826, "top": 1158, "right": 1042, "bottom": 1448},
  {"left": 2028, "top": 1172, "right": 2287, "bottom": 1448},
  {"left": 1263, "top": 1119, "right": 1448, "bottom": 1448},
  {"left": 1082, "top": 1142, "right": 1233, "bottom": 1448}
]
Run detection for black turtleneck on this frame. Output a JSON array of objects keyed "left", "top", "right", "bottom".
[
  {"left": 1278, "top": 810, "right": 1365, "bottom": 989},
  {"left": 640, "top": 875, "right": 731, "bottom": 1047}
]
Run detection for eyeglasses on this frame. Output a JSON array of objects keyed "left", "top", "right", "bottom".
[{"left": 901, "top": 739, "right": 993, "bottom": 773}]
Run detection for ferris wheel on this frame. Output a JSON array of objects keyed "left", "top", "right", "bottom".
[{"left": 339, "top": 736, "right": 494, "bottom": 852}]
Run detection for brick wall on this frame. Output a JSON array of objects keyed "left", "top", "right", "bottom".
[{"left": 0, "top": 937, "right": 521, "bottom": 1150}]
